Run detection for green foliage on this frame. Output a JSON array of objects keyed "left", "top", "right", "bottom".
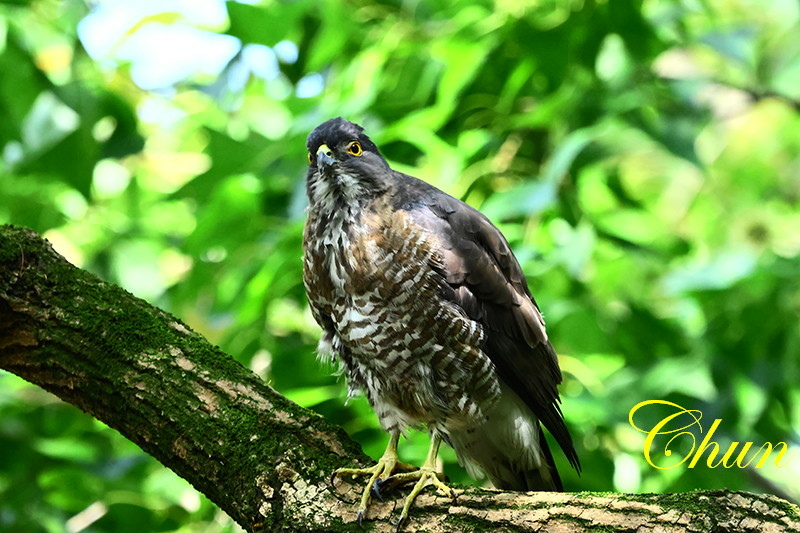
[{"left": 1, "top": 0, "right": 799, "bottom": 530}]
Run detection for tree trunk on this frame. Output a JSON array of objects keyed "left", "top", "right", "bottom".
[{"left": 1, "top": 224, "right": 798, "bottom": 532}]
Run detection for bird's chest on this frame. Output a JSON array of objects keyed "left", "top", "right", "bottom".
[
  {"left": 303, "top": 203, "right": 498, "bottom": 428},
  {"left": 303, "top": 205, "right": 439, "bottom": 349},
  {"left": 304, "top": 207, "right": 383, "bottom": 303}
]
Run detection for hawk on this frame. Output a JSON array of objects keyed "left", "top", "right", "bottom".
[{"left": 302, "top": 117, "right": 580, "bottom": 526}]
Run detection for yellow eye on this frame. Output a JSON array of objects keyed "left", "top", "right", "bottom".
[
  {"left": 346, "top": 141, "right": 363, "bottom": 157},
  {"left": 307, "top": 152, "right": 312, "bottom": 163}
]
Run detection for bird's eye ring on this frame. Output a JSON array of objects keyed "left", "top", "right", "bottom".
[{"left": 346, "top": 141, "right": 363, "bottom": 157}]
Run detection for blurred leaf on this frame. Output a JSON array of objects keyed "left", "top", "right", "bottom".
[
  {"left": 33, "top": 437, "right": 99, "bottom": 462},
  {"left": 662, "top": 250, "right": 758, "bottom": 294},
  {"left": 226, "top": 2, "right": 299, "bottom": 47},
  {"left": 21, "top": 91, "right": 79, "bottom": 152},
  {"left": 701, "top": 28, "right": 758, "bottom": 67},
  {"left": 640, "top": 356, "right": 718, "bottom": 402},
  {"left": 176, "top": 128, "right": 269, "bottom": 201},
  {"left": 481, "top": 180, "right": 556, "bottom": 220},
  {"left": 0, "top": 34, "right": 50, "bottom": 144},
  {"left": 39, "top": 467, "right": 102, "bottom": 509}
]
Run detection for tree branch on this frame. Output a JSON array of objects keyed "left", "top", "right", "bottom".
[{"left": 1, "top": 225, "right": 798, "bottom": 532}]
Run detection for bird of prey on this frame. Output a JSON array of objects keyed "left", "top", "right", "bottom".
[{"left": 302, "top": 117, "right": 580, "bottom": 527}]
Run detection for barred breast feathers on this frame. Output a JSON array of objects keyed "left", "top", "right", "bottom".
[{"left": 304, "top": 197, "right": 501, "bottom": 431}]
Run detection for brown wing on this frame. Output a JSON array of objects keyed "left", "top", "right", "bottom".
[{"left": 395, "top": 173, "right": 580, "bottom": 473}]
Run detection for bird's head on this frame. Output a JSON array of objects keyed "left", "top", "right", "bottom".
[{"left": 305, "top": 117, "right": 391, "bottom": 207}]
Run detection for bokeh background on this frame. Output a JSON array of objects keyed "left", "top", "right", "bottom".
[{"left": 1, "top": 0, "right": 799, "bottom": 531}]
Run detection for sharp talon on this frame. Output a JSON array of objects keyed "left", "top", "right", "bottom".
[
  {"left": 450, "top": 489, "right": 457, "bottom": 501},
  {"left": 394, "top": 514, "right": 407, "bottom": 532},
  {"left": 330, "top": 471, "right": 338, "bottom": 486},
  {"left": 356, "top": 510, "right": 364, "bottom": 528},
  {"left": 372, "top": 479, "right": 384, "bottom": 502}
]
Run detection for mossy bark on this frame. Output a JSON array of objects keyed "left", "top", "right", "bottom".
[{"left": 1, "top": 225, "right": 798, "bottom": 532}]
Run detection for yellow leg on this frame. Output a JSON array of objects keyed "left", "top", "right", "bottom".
[
  {"left": 382, "top": 436, "right": 457, "bottom": 529},
  {"left": 332, "top": 432, "right": 416, "bottom": 525}
]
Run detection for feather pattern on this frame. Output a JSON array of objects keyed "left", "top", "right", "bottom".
[{"left": 303, "top": 117, "right": 579, "bottom": 491}]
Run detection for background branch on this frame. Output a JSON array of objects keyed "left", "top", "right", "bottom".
[{"left": 1, "top": 224, "right": 798, "bottom": 532}]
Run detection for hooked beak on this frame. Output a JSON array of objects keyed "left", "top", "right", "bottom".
[{"left": 316, "top": 144, "right": 335, "bottom": 174}]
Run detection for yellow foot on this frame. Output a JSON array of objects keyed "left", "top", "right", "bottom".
[
  {"left": 332, "top": 434, "right": 457, "bottom": 529},
  {"left": 331, "top": 437, "right": 416, "bottom": 525},
  {"left": 383, "top": 465, "right": 457, "bottom": 531}
]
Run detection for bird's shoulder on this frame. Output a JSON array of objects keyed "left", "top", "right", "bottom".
[{"left": 386, "top": 171, "right": 548, "bottom": 345}]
